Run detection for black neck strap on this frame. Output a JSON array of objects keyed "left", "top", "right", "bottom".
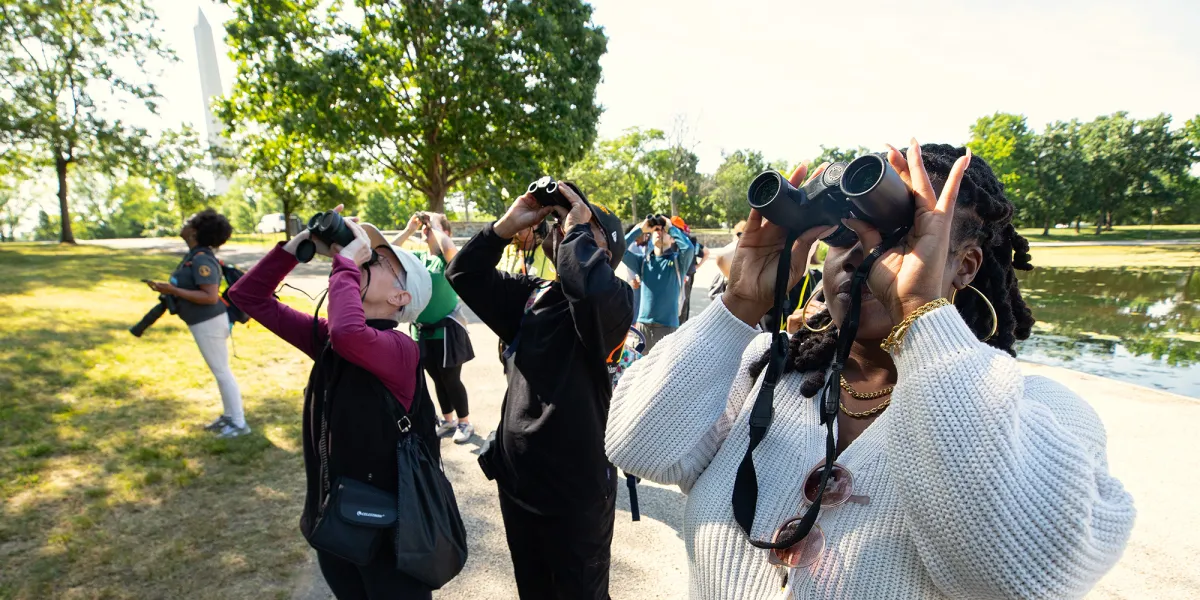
[{"left": 731, "top": 225, "right": 910, "bottom": 550}]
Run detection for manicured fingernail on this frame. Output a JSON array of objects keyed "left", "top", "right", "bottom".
[{"left": 965, "top": 147, "right": 973, "bottom": 160}]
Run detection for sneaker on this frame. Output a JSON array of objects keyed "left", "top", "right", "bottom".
[
  {"left": 204, "top": 415, "right": 231, "bottom": 432},
  {"left": 452, "top": 422, "right": 474, "bottom": 444},
  {"left": 435, "top": 418, "right": 458, "bottom": 438},
  {"left": 216, "top": 422, "right": 252, "bottom": 439}
]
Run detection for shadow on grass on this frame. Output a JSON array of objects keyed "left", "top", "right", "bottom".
[
  {"left": 0, "top": 301, "right": 312, "bottom": 598},
  {"left": 0, "top": 244, "right": 183, "bottom": 296}
]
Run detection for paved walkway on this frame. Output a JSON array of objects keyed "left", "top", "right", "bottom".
[{"left": 85, "top": 238, "right": 1200, "bottom": 599}]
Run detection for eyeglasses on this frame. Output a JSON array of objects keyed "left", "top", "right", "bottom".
[
  {"left": 766, "top": 461, "right": 868, "bottom": 568},
  {"left": 360, "top": 247, "right": 407, "bottom": 300}
]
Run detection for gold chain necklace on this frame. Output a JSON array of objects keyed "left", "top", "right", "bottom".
[
  {"left": 839, "top": 375, "right": 894, "bottom": 419},
  {"left": 839, "top": 375, "right": 894, "bottom": 399}
]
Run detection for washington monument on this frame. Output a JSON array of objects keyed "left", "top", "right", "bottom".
[{"left": 194, "top": 8, "right": 230, "bottom": 195}]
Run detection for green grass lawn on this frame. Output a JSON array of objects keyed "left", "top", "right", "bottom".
[
  {"left": 0, "top": 244, "right": 322, "bottom": 599},
  {"left": 1029, "top": 244, "right": 1200, "bottom": 268},
  {"left": 228, "top": 232, "right": 288, "bottom": 247},
  {"left": 1015, "top": 224, "right": 1200, "bottom": 242}
]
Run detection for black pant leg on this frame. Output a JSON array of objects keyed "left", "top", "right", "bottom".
[
  {"left": 317, "top": 551, "right": 370, "bottom": 600},
  {"left": 423, "top": 338, "right": 470, "bottom": 419},
  {"left": 544, "top": 492, "right": 616, "bottom": 600},
  {"left": 422, "top": 339, "right": 454, "bottom": 416},
  {"left": 439, "top": 364, "right": 469, "bottom": 418},
  {"left": 498, "top": 490, "right": 556, "bottom": 599},
  {"left": 356, "top": 544, "right": 434, "bottom": 600}
]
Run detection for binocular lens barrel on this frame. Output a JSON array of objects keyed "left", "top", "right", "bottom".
[
  {"left": 744, "top": 153, "right": 913, "bottom": 235},
  {"left": 748, "top": 176, "right": 782, "bottom": 210},
  {"left": 841, "top": 154, "right": 912, "bottom": 233}
]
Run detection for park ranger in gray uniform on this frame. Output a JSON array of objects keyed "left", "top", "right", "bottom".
[{"left": 143, "top": 209, "right": 248, "bottom": 438}]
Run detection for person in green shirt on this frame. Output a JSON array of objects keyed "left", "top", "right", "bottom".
[{"left": 393, "top": 212, "right": 476, "bottom": 443}]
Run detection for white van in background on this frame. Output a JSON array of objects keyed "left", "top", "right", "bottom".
[{"left": 255, "top": 213, "right": 302, "bottom": 235}]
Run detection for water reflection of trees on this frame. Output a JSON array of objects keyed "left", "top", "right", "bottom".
[{"left": 1015, "top": 267, "right": 1200, "bottom": 365}]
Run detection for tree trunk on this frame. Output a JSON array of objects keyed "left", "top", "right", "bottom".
[
  {"left": 630, "top": 194, "right": 638, "bottom": 223},
  {"left": 1095, "top": 212, "right": 1103, "bottom": 235},
  {"left": 282, "top": 198, "right": 294, "bottom": 241},
  {"left": 1041, "top": 215, "right": 1050, "bottom": 236},
  {"left": 1104, "top": 212, "right": 1113, "bottom": 231},
  {"left": 670, "top": 188, "right": 679, "bottom": 217},
  {"left": 428, "top": 184, "right": 447, "bottom": 214},
  {"left": 56, "top": 156, "right": 76, "bottom": 244},
  {"left": 1075, "top": 219, "right": 1081, "bottom": 233}
]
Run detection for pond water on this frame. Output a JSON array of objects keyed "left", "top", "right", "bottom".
[
  {"left": 1016, "top": 266, "right": 1200, "bottom": 398},
  {"left": 685, "top": 265, "right": 1200, "bottom": 398}
]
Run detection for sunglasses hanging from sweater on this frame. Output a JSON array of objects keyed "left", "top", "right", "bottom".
[{"left": 729, "top": 225, "right": 909, "bottom": 558}]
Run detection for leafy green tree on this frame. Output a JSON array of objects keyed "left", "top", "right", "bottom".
[
  {"left": 0, "top": 151, "right": 31, "bottom": 241},
  {"left": 703, "top": 149, "right": 769, "bottom": 226},
  {"left": 360, "top": 182, "right": 426, "bottom": 230},
  {"left": 567, "top": 128, "right": 664, "bottom": 221},
  {"left": 1026, "top": 120, "right": 1087, "bottom": 235},
  {"left": 220, "top": 0, "right": 607, "bottom": 214},
  {"left": 1124, "top": 114, "right": 1198, "bottom": 227},
  {"left": 223, "top": 127, "right": 357, "bottom": 239},
  {"left": 646, "top": 145, "right": 702, "bottom": 219},
  {"left": 149, "top": 126, "right": 211, "bottom": 226},
  {"left": 32, "top": 209, "right": 59, "bottom": 241},
  {"left": 0, "top": 0, "right": 174, "bottom": 243},
  {"left": 967, "top": 113, "right": 1036, "bottom": 223}
]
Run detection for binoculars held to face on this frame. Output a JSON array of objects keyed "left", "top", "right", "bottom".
[
  {"left": 528, "top": 176, "right": 571, "bottom": 210},
  {"left": 746, "top": 154, "right": 913, "bottom": 237},
  {"left": 646, "top": 214, "right": 670, "bottom": 229},
  {"left": 295, "top": 210, "right": 357, "bottom": 263}
]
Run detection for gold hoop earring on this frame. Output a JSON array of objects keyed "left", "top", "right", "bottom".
[
  {"left": 950, "top": 284, "right": 998, "bottom": 341},
  {"left": 800, "top": 291, "right": 833, "bottom": 333}
]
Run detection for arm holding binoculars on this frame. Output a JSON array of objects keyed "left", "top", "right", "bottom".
[
  {"left": 621, "top": 227, "right": 645, "bottom": 273},
  {"left": 391, "top": 215, "right": 422, "bottom": 247},
  {"left": 229, "top": 244, "right": 329, "bottom": 360},
  {"left": 725, "top": 163, "right": 838, "bottom": 327}
]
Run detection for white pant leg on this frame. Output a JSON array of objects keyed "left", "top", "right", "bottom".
[{"left": 189, "top": 314, "right": 245, "bottom": 427}]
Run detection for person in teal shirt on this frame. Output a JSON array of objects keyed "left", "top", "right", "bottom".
[
  {"left": 621, "top": 216, "right": 695, "bottom": 352},
  {"left": 394, "top": 213, "right": 476, "bottom": 443}
]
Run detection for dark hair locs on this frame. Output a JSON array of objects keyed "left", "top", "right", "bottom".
[
  {"left": 752, "top": 144, "right": 1036, "bottom": 397},
  {"left": 187, "top": 208, "right": 234, "bottom": 248}
]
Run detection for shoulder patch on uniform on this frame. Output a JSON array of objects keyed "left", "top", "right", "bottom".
[{"left": 198, "top": 265, "right": 212, "bottom": 278}]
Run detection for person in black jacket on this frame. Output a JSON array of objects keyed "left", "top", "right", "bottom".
[{"left": 446, "top": 182, "right": 633, "bottom": 600}]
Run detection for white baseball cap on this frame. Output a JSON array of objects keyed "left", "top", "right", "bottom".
[{"left": 360, "top": 222, "right": 431, "bottom": 323}]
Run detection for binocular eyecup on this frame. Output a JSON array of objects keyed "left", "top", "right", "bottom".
[
  {"left": 528, "top": 176, "right": 570, "bottom": 209},
  {"left": 646, "top": 214, "right": 670, "bottom": 229},
  {"left": 295, "top": 210, "right": 357, "bottom": 263},
  {"left": 746, "top": 153, "right": 913, "bottom": 237}
]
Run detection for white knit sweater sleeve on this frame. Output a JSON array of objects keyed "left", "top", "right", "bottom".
[
  {"left": 888, "top": 305, "right": 1136, "bottom": 599},
  {"left": 606, "top": 296, "right": 769, "bottom": 491}
]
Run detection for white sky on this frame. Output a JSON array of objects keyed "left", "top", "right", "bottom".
[{"left": 104, "top": 0, "right": 1200, "bottom": 175}]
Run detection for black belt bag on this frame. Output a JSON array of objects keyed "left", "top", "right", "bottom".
[{"left": 309, "top": 476, "right": 398, "bottom": 565}]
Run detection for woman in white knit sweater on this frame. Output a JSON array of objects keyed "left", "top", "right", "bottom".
[{"left": 606, "top": 141, "right": 1135, "bottom": 599}]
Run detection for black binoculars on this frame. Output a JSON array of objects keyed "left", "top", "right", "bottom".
[
  {"left": 645, "top": 214, "right": 670, "bottom": 229},
  {"left": 295, "top": 210, "right": 357, "bottom": 263},
  {"left": 527, "top": 176, "right": 570, "bottom": 209},
  {"left": 746, "top": 154, "right": 913, "bottom": 237}
]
